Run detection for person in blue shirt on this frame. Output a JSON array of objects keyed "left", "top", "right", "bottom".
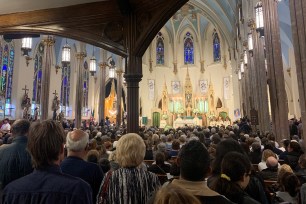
[
  {"left": 1, "top": 120, "right": 92, "bottom": 204},
  {"left": 61, "top": 129, "right": 104, "bottom": 203}
]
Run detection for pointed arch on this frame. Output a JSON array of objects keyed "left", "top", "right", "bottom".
[
  {"left": 32, "top": 42, "right": 44, "bottom": 109},
  {"left": 184, "top": 32, "right": 194, "bottom": 64},
  {"left": 60, "top": 63, "right": 71, "bottom": 116},
  {"left": 156, "top": 32, "right": 165, "bottom": 65},
  {"left": 213, "top": 29, "right": 221, "bottom": 62},
  {"left": 0, "top": 41, "right": 15, "bottom": 115}
]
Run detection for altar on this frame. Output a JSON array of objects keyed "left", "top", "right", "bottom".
[{"left": 173, "top": 116, "right": 202, "bottom": 128}]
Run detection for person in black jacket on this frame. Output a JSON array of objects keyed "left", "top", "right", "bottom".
[{"left": 0, "top": 119, "right": 32, "bottom": 190}]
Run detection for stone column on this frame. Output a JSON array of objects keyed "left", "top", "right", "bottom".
[
  {"left": 98, "top": 62, "right": 106, "bottom": 124},
  {"left": 40, "top": 36, "right": 55, "bottom": 120},
  {"left": 289, "top": 0, "right": 306, "bottom": 142},
  {"left": 263, "top": 0, "right": 289, "bottom": 140},
  {"left": 116, "top": 68, "right": 123, "bottom": 126},
  {"left": 75, "top": 52, "right": 86, "bottom": 128}
]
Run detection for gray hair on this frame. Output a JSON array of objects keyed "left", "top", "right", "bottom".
[{"left": 66, "top": 131, "right": 89, "bottom": 152}]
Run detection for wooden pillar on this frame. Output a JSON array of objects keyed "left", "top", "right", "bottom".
[
  {"left": 289, "top": 0, "right": 306, "bottom": 143},
  {"left": 40, "top": 36, "right": 55, "bottom": 120},
  {"left": 263, "top": 0, "right": 289, "bottom": 140},
  {"left": 125, "top": 13, "right": 142, "bottom": 133},
  {"left": 75, "top": 52, "right": 86, "bottom": 128},
  {"left": 98, "top": 62, "right": 106, "bottom": 124},
  {"left": 116, "top": 68, "right": 123, "bottom": 126}
]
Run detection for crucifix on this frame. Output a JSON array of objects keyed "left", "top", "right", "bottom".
[
  {"left": 22, "top": 85, "right": 29, "bottom": 95},
  {"left": 53, "top": 90, "right": 58, "bottom": 97}
]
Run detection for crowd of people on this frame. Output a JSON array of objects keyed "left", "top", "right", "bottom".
[{"left": 0, "top": 116, "right": 305, "bottom": 204}]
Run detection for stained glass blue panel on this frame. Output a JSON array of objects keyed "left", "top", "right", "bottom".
[
  {"left": 213, "top": 32, "right": 221, "bottom": 62},
  {"left": 184, "top": 32, "right": 194, "bottom": 64}
]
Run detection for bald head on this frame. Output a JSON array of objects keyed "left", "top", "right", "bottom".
[
  {"left": 66, "top": 130, "right": 89, "bottom": 152},
  {"left": 266, "top": 156, "right": 278, "bottom": 169}
]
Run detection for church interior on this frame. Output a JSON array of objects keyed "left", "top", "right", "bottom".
[{"left": 0, "top": 0, "right": 303, "bottom": 140}]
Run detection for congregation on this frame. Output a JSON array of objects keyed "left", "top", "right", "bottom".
[{"left": 0, "top": 117, "right": 305, "bottom": 204}]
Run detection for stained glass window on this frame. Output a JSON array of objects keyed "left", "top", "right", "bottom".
[
  {"left": 156, "top": 32, "right": 164, "bottom": 65},
  {"left": 213, "top": 31, "right": 221, "bottom": 62},
  {"left": 60, "top": 63, "right": 71, "bottom": 116},
  {"left": 0, "top": 43, "right": 15, "bottom": 116},
  {"left": 184, "top": 32, "right": 194, "bottom": 64},
  {"left": 33, "top": 43, "right": 44, "bottom": 110},
  {"left": 83, "top": 61, "right": 89, "bottom": 117}
]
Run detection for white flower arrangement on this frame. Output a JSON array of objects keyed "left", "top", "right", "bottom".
[
  {"left": 162, "top": 114, "right": 169, "bottom": 120},
  {"left": 177, "top": 107, "right": 185, "bottom": 114},
  {"left": 193, "top": 108, "right": 200, "bottom": 114}
]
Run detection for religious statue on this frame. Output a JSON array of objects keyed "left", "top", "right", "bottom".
[
  {"left": 33, "top": 107, "right": 39, "bottom": 121},
  {"left": 51, "top": 91, "right": 60, "bottom": 121},
  {"left": 23, "top": 106, "right": 30, "bottom": 120},
  {"left": 57, "top": 111, "right": 64, "bottom": 122}
]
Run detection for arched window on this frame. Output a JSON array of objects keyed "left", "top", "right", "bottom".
[
  {"left": 32, "top": 43, "right": 44, "bottom": 110},
  {"left": 82, "top": 61, "right": 89, "bottom": 117},
  {"left": 60, "top": 64, "right": 71, "bottom": 116},
  {"left": 184, "top": 32, "right": 194, "bottom": 64},
  {"left": 156, "top": 32, "right": 164, "bottom": 65},
  {"left": 0, "top": 41, "right": 15, "bottom": 116},
  {"left": 213, "top": 30, "right": 221, "bottom": 62}
]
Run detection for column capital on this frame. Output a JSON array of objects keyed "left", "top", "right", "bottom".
[
  {"left": 99, "top": 62, "right": 107, "bottom": 69},
  {"left": 75, "top": 52, "right": 87, "bottom": 59},
  {"left": 247, "top": 19, "right": 256, "bottom": 30},
  {"left": 116, "top": 69, "right": 124, "bottom": 75},
  {"left": 124, "top": 73, "right": 142, "bottom": 83},
  {"left": 42, "top": 36, "right": 55, "bottom": 47}
]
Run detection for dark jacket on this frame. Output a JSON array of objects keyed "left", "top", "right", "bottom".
[
  {"left": 284, "top": 151, "right": 301, "bottom": 170},
  {"left": 0, "top": 136, "right": 33, "bottom": 190},
  {"left": 1, "top": 165, "right": 92, "bottom": 204},
  {"left": 259, "top": 168, "right": 278, "bottom": 181},
  {"left": 60, "top": 156, "right": 103, "bottom": 204}
]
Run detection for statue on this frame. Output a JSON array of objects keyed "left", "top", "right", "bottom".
[
  {"left": 57, "top": 111, "right": 64, "bottom": 122},
  {"left": 51, "top": 92, "right": 60, "bottom": 121},
  {"left": 23, "top": 107, "right": 30, "bottom": 120},
  {"left": 33, "top": 107, "right": 39, "bottom": 121}
]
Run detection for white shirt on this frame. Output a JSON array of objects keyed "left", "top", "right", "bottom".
[{"left": 1, "top": 123, "right": 11, "bottom": 131}]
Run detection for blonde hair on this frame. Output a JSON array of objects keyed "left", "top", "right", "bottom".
[
  {"left": 116, "top": 133, "right": 145, "bottom": 167},
  {"left": 278, "top": 164, "right": 293, "bottom": 183},
  {"left": 261, "top": 149, "right": 276, "bottom": 162},
  {"left": 154, "top": 184, "right": 201, "bottom": 204}
]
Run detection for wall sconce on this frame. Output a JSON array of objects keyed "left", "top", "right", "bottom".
[
  {"left": 244, "top": 50, "right": 248, "bottom": 65},
  {"left": 238, "top": 70, "right": 242, "bottom": 80},
  {"left": 248, "top": 32, "right": 253, "bottom": 53},
  {"left": 21, "top": 37, "right": 32, "bottom": 66}
]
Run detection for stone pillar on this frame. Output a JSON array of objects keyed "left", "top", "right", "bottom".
[
  {"left": 98, "top": 62, "right": 106, "bottom": 124},
  {"left": 40, "top": 36, "right": 55, "bottom": 120},
  {"left": 289, "top": 0, "right": 306, "bottom": 142},
  {"left": 116, "top": 68, "right": 123, "bottom": 126},
  {"left": 263, "top": 0, "right": 289, "bottom": 140},
  {"left": 75, "top": 52, "right": 86, "bottom": 128}
]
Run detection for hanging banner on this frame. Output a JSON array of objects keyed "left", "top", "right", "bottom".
[
  {"left": 171, "top": 81, "right": 180, "bottom": 94},
  {"left": 148, "top": 79, "right": 155, "bottom": 100},
  {"left": 223, "top": 77, "right": 230, "bottom": 100},
  {"left": 199, "top": 80, "right": 208, "bottom": 94}
]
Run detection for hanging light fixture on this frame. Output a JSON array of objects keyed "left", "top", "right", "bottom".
[
  {"left": 244, "top": 50, "right": 248, "bottom": 65},
  {"left": 21, "top": 37, "right": 32, "bottom": 56},
  {"left": 248, "top": 32, "right": 253, "bottom": 52},
  {"left": 21, "top": 37, "right": 33, "bottom": 67},
  {"left": 255, "top": 2, "right": 264, "bottom": 37},
  {"left": 240, "top": 62, "right": 245, "bottom": 74},
  {"left": 61, "top": 38, "right": 71, "bottom": 65},
  {"left": 238, "top": 70, "right": 242, "bottom": 80},
  {"left": 89, "top": 46, "right": 97, "bottom": 76},
  {"left": 108, "top": 57, "right": 116, "bottom": 79}
]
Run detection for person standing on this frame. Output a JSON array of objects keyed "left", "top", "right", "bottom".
[
  {"left": 60, "top": 130, "right": 104, "bottom": 203},
  {"left": 1, "top": 120, "right": 92, "bottom": 204},
  {"left": 0, "top": 119, "right": 33, "bottom": 191}
]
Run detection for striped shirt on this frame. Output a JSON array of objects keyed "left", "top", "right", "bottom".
[{"left": 97, "top": 167, "right": 160, "bottom": 204}]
